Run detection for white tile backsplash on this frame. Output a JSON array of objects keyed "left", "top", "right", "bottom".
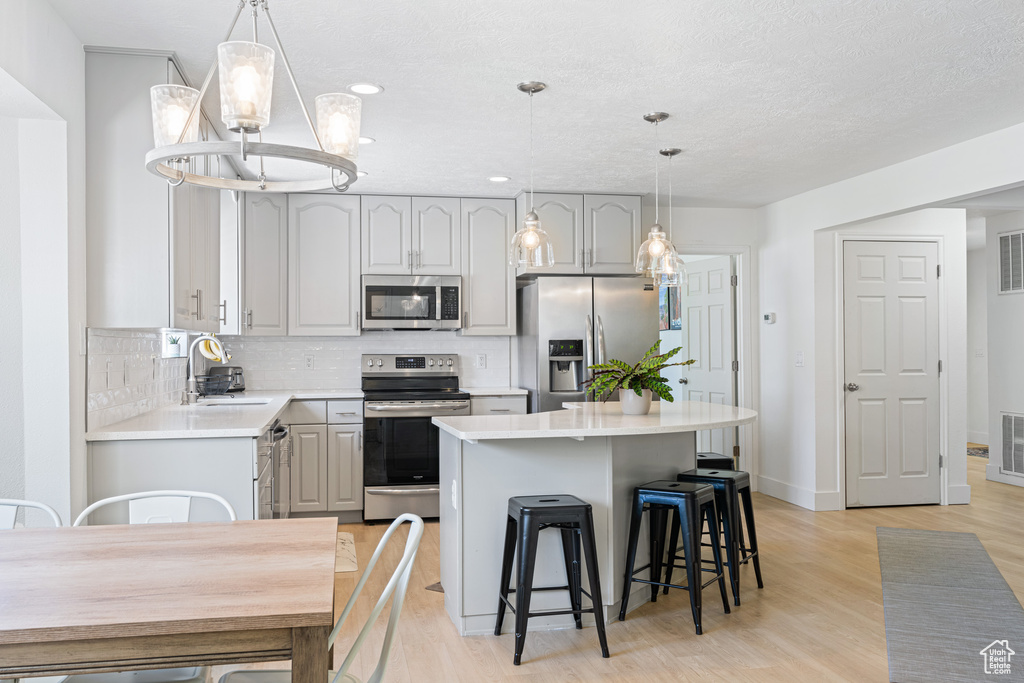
[
  {"left": 219, "top": 331, "right": 513, "bottom": 390},
  {"left": 86, "top": 329, "right": 187, "bottom": 431}
]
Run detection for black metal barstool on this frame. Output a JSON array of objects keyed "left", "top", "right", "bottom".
[
  {"left": 618, "top": 481, "right": 730, "bottom": 635},
  {"left": 696, "top": 452, "right": 734, "bottom": 469},
  {"left": 494, "top": 494, "right": 610, "bottom": 665},
  {"left": 667, "top": 468, "right": 763, "bottom": 606}
]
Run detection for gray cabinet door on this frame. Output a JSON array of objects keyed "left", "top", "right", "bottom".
[
  {"left": 361, "top": 195, "right": 412, "bottom": 274},
  {"left": 585, "top": 194, "right": 642, "bottom": 274},
  {"left": 412, "top": 197, "right": 461, "bottom": 275},
  {"left": 289, "top": 424, "right": 327, "bottom": 513},
  {"left": 461, "top": 198, "right": 515, "bottom": 335},
  {"left": 288, "top": 194, "right": 361, "bottom": 335},
  {"left": 327, "top": 424, "right": 363, "bottom": 512},
  {"left": 241, "top": 193, "right": 288, "bottom": 336},
  {"left": 516, "top": 193, "right": 585, "bottom": 275}
]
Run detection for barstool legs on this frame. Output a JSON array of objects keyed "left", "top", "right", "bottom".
[
  {"left": 740, "top": 487, "right": 764, "bottom": 589},
  {"left": 559, "top": 527, "right": 583, "bottom": 629},
  {"left": 618, "top": 491, "right": 645, "bottom": 621},
  {"left": 677, "top": 499, "right": 703, "bottom": 634},
  {"left": 513, "top": 516, "right": 541, "bottom": 665},
  {"left": 578, "top": 509, "right": 610, "bottom": 658},
  {"left": 494, "top": 515, "right": 518, "bottom": 636}
]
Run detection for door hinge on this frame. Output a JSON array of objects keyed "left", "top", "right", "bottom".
[
  {"left": 732, "top": 360, "right": 739, "bottom": 372},
  {"left": 730, "top": 274, "right": 738, "bottom": 287},
  {"left": 938, "top": 359, "right": 943, "bottom": 374},
  {"left": 937, "top": 264, "right": 941, "bottom": 278},
  {"left": 939, "top": 454, "right": 944, "bottom": 468}
]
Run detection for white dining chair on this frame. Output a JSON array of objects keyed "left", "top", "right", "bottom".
[
  {"left": 73, "top": 490, "right": 237, "bottom": 526},
  {"left": 61, "top": 491, "right": 237, "bottom": 683},
  {"left": 0, "top": 498, "right": 63, "bottom": 529},
  {"left": 219, "top": 513, "right": 425, "bottom": 683}
]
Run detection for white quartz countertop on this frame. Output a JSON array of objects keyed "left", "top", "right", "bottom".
[
  {"left": 461, "top": 387, "right": 528, "bottom": 396},
  {"left": 85, "top": 389, "right": 363, "bottom": 442},
  {"left": 432, "top": 401, "right": 757, "bottom": 441}
]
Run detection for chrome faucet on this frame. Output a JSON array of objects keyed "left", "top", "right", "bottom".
[{"left": 181, "top": 335, "right": 229, "bottom": 405}]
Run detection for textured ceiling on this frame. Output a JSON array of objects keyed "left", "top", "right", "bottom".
[{"left": 48, "top": 0, "right": 1024, "bottom": 206}]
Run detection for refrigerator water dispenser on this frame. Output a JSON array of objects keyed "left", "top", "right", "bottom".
[{"left": 548, "top": 339, "right": 584, "bottom": 393}]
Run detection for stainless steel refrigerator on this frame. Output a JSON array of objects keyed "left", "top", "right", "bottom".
[{"left": 518, "top": 277, "right": 660, "bottom": 413}]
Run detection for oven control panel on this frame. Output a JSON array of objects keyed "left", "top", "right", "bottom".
[{"left": 362, "top": 354, "right": 460, "bottom": 374}]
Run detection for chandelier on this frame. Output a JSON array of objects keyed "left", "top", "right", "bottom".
[
  {"left": 145, "top": 0, "right": 360, "bottom": 193},
  {"left": 635, "top": 112, "right": 682, "bottom": 279}
]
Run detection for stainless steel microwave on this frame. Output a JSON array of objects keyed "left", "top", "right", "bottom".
[{"left": 361, "top": 275, "right": 462, "bottom": 330}]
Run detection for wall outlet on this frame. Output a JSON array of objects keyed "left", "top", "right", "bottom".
[
  {"left": 795, "top": 351, "right": 805, "bottom": 367},
  {"left": 304, "top": 354, "right": 315, "bottom": 370},
  {"left": 475, "top": 353, "right": 486, "bottom": 369}
]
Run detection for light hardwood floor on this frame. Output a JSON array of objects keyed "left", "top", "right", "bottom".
[{"left": 215, "top": 454, "right": 1022, "bottom": 682}]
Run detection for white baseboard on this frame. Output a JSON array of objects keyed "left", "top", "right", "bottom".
[
  {"left": 986, "top": 464, "right": 1024, "bottom": 487},
  {"left": 756, "top": 475, "right": 816, "bottom": 510},
  {"left": 946, "top": 484, "right": 971, "bottom": 504},
  {"left": 967, "top": 431, "right": 989, "bottom": 445}
]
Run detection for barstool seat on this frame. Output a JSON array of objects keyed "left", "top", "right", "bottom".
[
  {"left": 618, "top": 481, "right": 730, "bottom": 635},
  {"left": 495, "top": 494, "right": 610, "bottom": 665},
  {"left": 671, "top": 468, "right": 763, "bottom": 606},
  {"left": 696, "top": 452, "right": 734, "bottom": 470}
]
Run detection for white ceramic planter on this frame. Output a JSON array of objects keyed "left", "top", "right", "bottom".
[{"left": 619, "top": 388, "right": 653, "bottom": 415}]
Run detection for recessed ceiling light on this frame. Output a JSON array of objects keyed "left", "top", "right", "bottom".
[
  {"left": 359, "top": 136, "right": 375, "bottom": 144},
  {"left": 348, "top": 83, "right": 383, "bottom": 95},
  {"left": 356, "top": 171, "right": 369, "bottom": 177},
  {"left": 489, "top": 176, "right": 511, "bottom": 182}
]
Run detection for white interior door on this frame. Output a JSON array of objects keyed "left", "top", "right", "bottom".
[
  {"left": 844, "top": 241, "right": 940, "bottom": 507},
  {"left": 679, "top": 255, "right": 736, "bottom": 456}
]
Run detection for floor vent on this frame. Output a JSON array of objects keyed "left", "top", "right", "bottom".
[
  {"left": 1001, "top": 413, "right": 1024, "bottom": 475},
  {"left": 999, "top": 231, "right": 1024, "bottom": 293}
]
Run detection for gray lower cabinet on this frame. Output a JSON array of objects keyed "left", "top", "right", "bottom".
[
  {"left": 288, "top": 399, "right": 363, "bottom": 514},
  {"left": 289, "top": 424, "right": 328, "bottom": 513},
  {"left": 327, "top": 425, "right": 363, "bottom": 512},
  {"left": 470, "top": 395, "right": 527, "bottom": 415}
]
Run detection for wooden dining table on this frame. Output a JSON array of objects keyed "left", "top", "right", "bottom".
[{"left": 0, "top": 517, "right": 338, "bottom": 683}]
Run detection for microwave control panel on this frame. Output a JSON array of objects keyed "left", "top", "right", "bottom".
[{"left": 440, "top": 287, "right": 460, "bottom": 320}]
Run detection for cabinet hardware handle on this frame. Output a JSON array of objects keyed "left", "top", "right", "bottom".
[
  {"left": 191, "top": 290, "right": 201, "bottom": 319},
  {"left": 408, "top": 250, "right": 413, "bottom": 270},
  {"left": 198, "top": 289, "right": 204, "bottom": 321},
  {"left": 490, "top": 408, "right": 511, "bottom": 412},
  {"left": 463, "top": 312, "right": 467, "bottom": 328},
  {"left": 576, "top": 249, "right": 582, "bottom": 268},
  {"left": 356, "top": 310, "right": 361, "bottom": 329},
  {"left": 336, "top": 412, "right": 358, "bottom": 416},
  {"left": 417, "top": 250, "right": 422, "bottom": 268},
  {"left": 587, "top": 248, "right": 593, "bottom": 267},
  {"left": 219, "top": 300, "right": 227, "bottom": 325},
  {"left": 246, "top": 309, "right": 253, "bottom": 329}
]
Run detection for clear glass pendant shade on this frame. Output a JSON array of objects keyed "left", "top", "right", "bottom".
[
  {"left": 217, "top": 41, "right": 275, "bottom": 132},
  {"left": 315, "top": 93, "right": 362, "bottom": 161},
  {"left": 150, "top": 85, "right": 200, "bottom": 148},
  {"left": 509, "top": 210, "right": 555, "bottom": 267},
  {"left": 655, "top": 253, "right": 688, "bottom": 287},
  {"left": 635, "top": 224, "right": 680, "bottom": 276}
]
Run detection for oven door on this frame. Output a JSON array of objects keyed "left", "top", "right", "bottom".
[{"left": 363, "top": 414, "right": 441, "bottom": 486}]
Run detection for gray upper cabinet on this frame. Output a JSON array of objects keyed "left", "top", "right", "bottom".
[
  {"left": 288, "top": 194, "right": 361, "bottom": 336},
  {"left": 516, "top": 193, "right": 584, "bottom": 275},
  {"left": 361, "top": 196, "right": 413, "bottom": 274},
  {"left": 515, "top": 193, "right": 641, "bottom": 276},
  {"left": 85, "top": 50, "right": 219, "bottom": 331},
  {"left": 584, "top": 195, "right": 642, "bottom": 274},
  {"left": 241, "top": 193, "right": 288, "bottom": 336},
  {"left": 461, "top": 198, "right": 516, "bottom": 335},
  {"left": 412, "top": 197, "right": 461, "bottom": 275}
]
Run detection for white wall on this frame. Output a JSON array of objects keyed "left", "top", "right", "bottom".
[
  {"left": 756, "top": 122, "right": 1024, "bottom": 509},
  {"left": 0, "top": 117, "right": 25, "bottom": 499},
  {"left": 966, "top": 227, "right": 989, "bottom": 445},
  {"left": 984, "top": 211, "right": 1024, "bottom": 485},
  {"left": 0, "top": 0, "right": 87, "bottom": 523}
]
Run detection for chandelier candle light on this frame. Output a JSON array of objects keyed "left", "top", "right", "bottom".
[
  {"left": 635, "top": 112, "right": 682, "bottom": 279},
  {"left": 509, "top": 81, "right": 555, "bottom": 268},
  {"left": 146, "top": 0, "right": 361, "bottom": 193}
]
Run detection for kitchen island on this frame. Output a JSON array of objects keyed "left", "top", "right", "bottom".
[{"left": 433, "top": 401, "right": 757, "bottom": 636}]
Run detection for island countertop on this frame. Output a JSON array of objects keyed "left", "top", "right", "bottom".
[{"left": 432, "top": 401, "right": 757, "bottom": 441}]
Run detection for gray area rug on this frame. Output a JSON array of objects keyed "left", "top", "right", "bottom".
[{"left": 877, "top": 527, "right": 1024, "bottom": 681}]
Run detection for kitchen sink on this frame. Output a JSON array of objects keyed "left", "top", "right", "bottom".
[{"left": 199, "top": 398, "right": 273, "bottom": 406}]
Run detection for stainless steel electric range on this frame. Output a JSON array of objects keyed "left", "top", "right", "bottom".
[{"left": 361, "top": 354, "right": 470, "bottom": 520}]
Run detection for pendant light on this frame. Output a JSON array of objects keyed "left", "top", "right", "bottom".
[
  {"left": 635, "top": 112, "right": 681, "bottom": 278},
  {"left": 146, "top": 0, "right": 361, "bottom": 193},
  {"left": 509, "top": 81, "right": 555, "bottom": 268},
  {"left": 656, "top": 148, "right": 687, "bottom": 287}
]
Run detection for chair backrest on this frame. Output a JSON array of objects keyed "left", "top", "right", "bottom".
[
  {"left": 330, "top": 513, "right": 424, "bottom": 683},
  {"left": 0, "top": 498, "right": 63, "bottom": 529},
  {"left": 73, "top": 490, "right": 237, "bottom": 526}
]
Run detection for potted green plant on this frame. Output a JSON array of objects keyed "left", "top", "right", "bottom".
[
  {"left": 167, "top": 335, "right": 181, "bottom": 357},
  {"left": 583, "top": 340, "right": 695, "bottom": 415}
]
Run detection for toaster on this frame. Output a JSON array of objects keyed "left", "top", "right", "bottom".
[{"left": 209, "top": 365, "right": 245, "bottom": 392}]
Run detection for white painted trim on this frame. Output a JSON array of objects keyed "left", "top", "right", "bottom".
[
  {"left": 757, "top": 474, "right": 816, "bottom": 510},
  {"left": 834, "top": 234, "right": 948, "bottom": 508},
  {"left": 985, "top": 464, "right": 1024, "bottom": 488}
]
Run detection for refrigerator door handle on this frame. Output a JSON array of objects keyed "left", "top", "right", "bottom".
[
  {"left": 584, "top": 314, "right": 594, "bottom": 399},
  {"left": 596, "top": 315, "right": 606, "bottom": 365}
]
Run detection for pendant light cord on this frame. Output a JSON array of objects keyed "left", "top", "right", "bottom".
[
  {"left": 668, "top": 153, "right": 672, "bottom": 236},
  {"left": 529, "top": 90, "right": 534, "bottom": 210},
  {"left": 654, "top": 121, "right": 660, "bottom": 226}
]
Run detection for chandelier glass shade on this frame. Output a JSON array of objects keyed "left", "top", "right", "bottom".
[
  {"left": 150, "top": 85, "right": 201, "bottom": 149},
  {"left": 145, "top": 0, "right": 360, "bottom": 193},
  {"left": 509, "top": 81, "right": 555, "bottom": 268}
]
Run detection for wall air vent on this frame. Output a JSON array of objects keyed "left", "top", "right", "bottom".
[
  {"left": 999, "top": 231, "right": 1024, "bottom": 293},
  {"left": 1001, "top": 413, "right": 1024, "bottom": 475}
]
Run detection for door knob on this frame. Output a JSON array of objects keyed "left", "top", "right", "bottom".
[
  {"left": 846, "top": 383, "right": 860, "bottom": 392},
  {"left": 678, "top": 378, "right": 688, "bottom": 384}
]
